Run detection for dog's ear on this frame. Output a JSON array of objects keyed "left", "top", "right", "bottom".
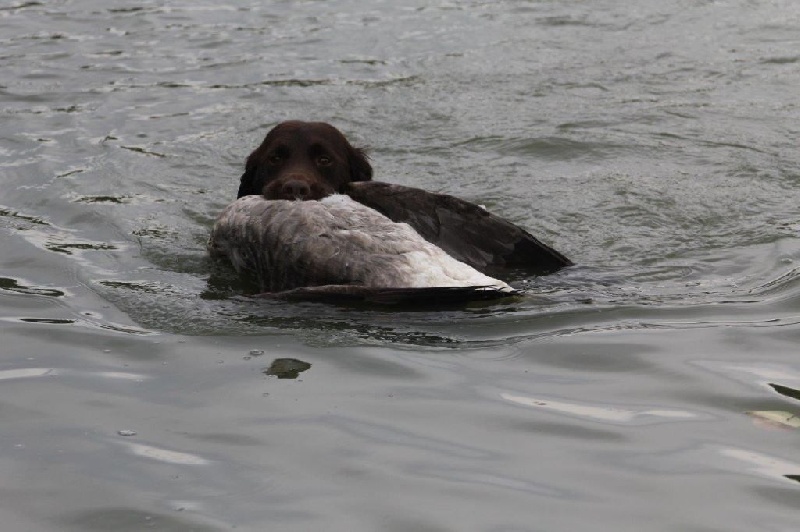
[
  {"left": 237, "top": 147, "right": 266, "bottom": 198},
  {"left": 349, "top": 146, "right": 373, "bottom": 182},
  {"left": 237, "top": 169, "right": 255, "bottom": 198}
]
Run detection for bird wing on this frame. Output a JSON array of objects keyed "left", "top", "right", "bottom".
[{"left": 344, "top": 181, "right": 572, "bottom": 275}]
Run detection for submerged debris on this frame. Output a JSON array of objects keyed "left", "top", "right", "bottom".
[{"left": 263, "top": 358, "right": 312, "bottom": 379}]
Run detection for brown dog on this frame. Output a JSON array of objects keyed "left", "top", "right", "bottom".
[{"left": 237, "top": 121, "right": 373, "bottom": 200}]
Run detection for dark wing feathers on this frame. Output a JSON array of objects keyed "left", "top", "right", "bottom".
[{"left": 345, "top": 181, "right": 572, "bottom": 275}]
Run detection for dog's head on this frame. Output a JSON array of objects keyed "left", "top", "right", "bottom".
[{"left": 237, "top": 121, "right": 372, "bottom": 200}]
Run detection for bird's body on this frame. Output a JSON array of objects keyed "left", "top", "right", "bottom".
[{"left": 209, "top": 194, "right": 514, "bottom": 303}]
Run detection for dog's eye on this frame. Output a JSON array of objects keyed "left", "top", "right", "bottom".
[
  {"left": 317, "top": 155, "right": 332, "bottom": 166},
  {"left": 266, "top": 154, "right": 283, "bottom": 165}
]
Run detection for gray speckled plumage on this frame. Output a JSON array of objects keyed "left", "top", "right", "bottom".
[{"left": 208, "top": 195, "right": 513, "bottom": 300}]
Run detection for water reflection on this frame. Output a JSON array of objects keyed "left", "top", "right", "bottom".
[
  {"left": 501, "top": 392, "right": 698, "bottom": 425},
  {"left": 65, "top": 508, "right": 221, "bottom": 532},
  {"left": 0, "top": 277, "right": 65, "bottom": 297},
  {"left": 720, "top": 447, "right": 800, "bottom": 483}
]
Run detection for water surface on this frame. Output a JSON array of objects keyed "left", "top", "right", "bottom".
[{"left": 1, "top": 1, "right": 799, "bottom": 530}]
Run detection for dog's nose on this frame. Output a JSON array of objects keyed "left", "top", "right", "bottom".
[{"left": 281, "top": 179, "right": 311, "bottom": 200}]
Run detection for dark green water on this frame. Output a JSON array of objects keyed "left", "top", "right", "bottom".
[{"left": 1, "top": 1, "right": 799, "bottom": 530}]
